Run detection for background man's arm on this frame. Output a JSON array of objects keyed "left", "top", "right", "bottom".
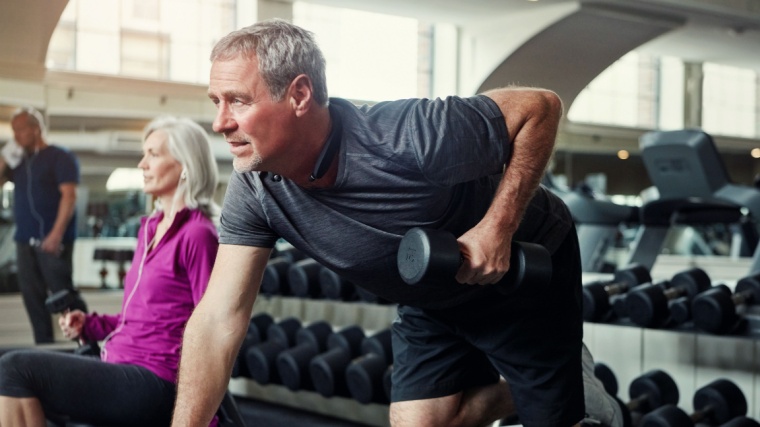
[
  {"left": 172, "top": 244, "right": 271, "bottom": 426},
  {"left": 41, "top": 182, "right": 76, "bottom": 254},
  {"left": 456, "top": 87, "right": 563, "bottom": 285}
]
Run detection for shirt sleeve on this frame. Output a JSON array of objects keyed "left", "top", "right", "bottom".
[
  {"left": 406, "top": 95, "right": 510, "bottom": 186},
  {"left": 54, "top": 148, "right": 80, "bottom": 185},
  {"left": 181, "top": 221, "right": 219, "bottom": 305},
  {"left": 218, "top": 171, "right": 279, "bottom": 248},
  {"left": 82, "top": 312, "right": 120, "bottom": 341}
]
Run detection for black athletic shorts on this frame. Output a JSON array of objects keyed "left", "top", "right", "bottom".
[{"left": 391, "top": 227, "right": 584, "bottom": 427}]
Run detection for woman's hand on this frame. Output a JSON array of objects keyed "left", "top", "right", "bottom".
[{"left": 58, "top": 310, "right": 86, "bottom": 341}]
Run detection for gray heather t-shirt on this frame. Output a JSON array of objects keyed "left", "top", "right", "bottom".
[{"left": 220, "top": 95, "right": 573, "bottom": 309}]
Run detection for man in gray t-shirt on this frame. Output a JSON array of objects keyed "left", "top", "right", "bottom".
[{"left": 173, "top": 19, "right": 595, "bottom": 427}]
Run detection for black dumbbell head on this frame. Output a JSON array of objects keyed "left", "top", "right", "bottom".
[
  {"left": 693, "top": 379, "right": 747, "bottom": 424},
  {"left": 593, "top": 362, "right": 618, "bottom": 396},
  {"left": 319, "top": 268, "right": 356, "bottom": 300},
  {"left": 723, "top": 417, "right": 760, "bottom": 427},
  {"left": 327, "top": 325, "right": 365, "bottom": 355},
  {"left": 583, "top": 283, "right": 612, "bottom": 322},
  {"left": 640, "top": 405, "right": 691, "bottom": 427},
  {"left": 346, "top": 354, "right": 390, "bottom": 404},
  {"left": 277, "top": 344, "right": 319, "bottom": 391},
  {"left": 614, "top": 264, "right": 652, "bottom": 288},
  {"left": 628, "top": 370, "right": 679, "bottom": 413},
  {"left": 671, "top": 268, "right": 711, "bottom": 297},
  {"left": 361, "top": 329, "right": 393, "bottom": 364},
  {"left": 736, "top": 275, "right": 760, "bottom": 302},
  {"left": 289, "top": 259, "right": 323, "bottom": 298},
  {"left": 668, "top": 297, "right": 691, "bottom": 325},
  {"left": 310, "top": 348, "right": 353, "bottom": 398},
  {"left": 261, "top": 257, "right": 291, "bottom": 295},
  {"left": 503, "top": 241, "right": 552, "bottom": 292},
  {"left": 295, "top": 321, "right": 333, "bottom": 352},
  {"left": 246, "top": 341, "right": 286, "bottom": 384},
  {"left": 249, "top": 313, "right": 274, "bottom": 342},
  {"left": 692, "top": 285, "right": 737, "bottom": 334},
  {"left": 397, "top": 228, "right": 460, "bottom": 285},
  {"left": 267, "top": 317, "right": 302, "bottom": 347},
  {"left": 626, "top": 285, "right": 670, "bottom": 328}
]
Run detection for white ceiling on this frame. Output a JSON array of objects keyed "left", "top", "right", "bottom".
[{"left": 297, "top": 0, "right": 760, "bottom": 72}]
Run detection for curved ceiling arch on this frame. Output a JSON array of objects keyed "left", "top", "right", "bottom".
[{"left": 477, "top": 3, "right": 685, "bottom": 110}]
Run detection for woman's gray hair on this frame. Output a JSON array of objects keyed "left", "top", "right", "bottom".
[
  {"left": 142, "top": 116, "right": 220, "bottom": 219},
  {"left": 210, "top": 18, "right": 328, "bottom": 106},
  {"left": 11, "top": 106, "right": 47, "bottom": 138}
]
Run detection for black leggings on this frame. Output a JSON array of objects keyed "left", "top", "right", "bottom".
[{"left": 0, "top": 350, "right": 176, "bottom": 427}]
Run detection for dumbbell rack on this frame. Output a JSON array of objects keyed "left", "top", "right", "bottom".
[
  {"left": 228, "top": 294, "right": 397, "bottom": 427},
  {"left": 582, "top": 269, "right": 760, "bottom": 422}
]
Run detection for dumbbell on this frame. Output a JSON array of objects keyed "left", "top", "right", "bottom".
[
  {"left": 692, "top": 273, "right": 760, "bottom": 334},
  {"left": 309, "top": 325, "right": 366, "bottom": 398},
  {"left": 276, "top": 320, "right": 333, "bottom": 391},
  {"left": 640, "top": 378, "right": 747, "bottom": 427},
  {"left": 626, "top": 268, "right": 711, "bottom": 328},
  {"left": 261, "top": 257, "right": 293, "bottom": 296},
  {"left": 582, "top": 264, "right": 652, "bottom": 322},
  {"left": 593, "top": 362, "right": 618, "bottom": 396},
  {"left": 397, "top": 228, "right": 552, "bottom": 293},
  {"left": 232, "top": 312, "right": 274, "bottom": 378},
  {"left": 272, "top": 246, "right": 305, "bottom": 263},
  {"left": 319, "top": 267, "right": 358, "bottom": 301},
  {"left": 45, "top": 289, "right": 98, "bottom": 357},
  {"left": 289, "top": 258, "right": 323, "bottom": 299},
  {"left": 346, "top": 328, "right": 393, "bottom": 404},
  {"left": 594, "top": 366, "right": 679, "bottom": 427},
  {"left": 721, "top": 417, "right": 760, "bottom": 427},
  {"left": 245, "top": 317, "right": 302, "bottom": 385}
]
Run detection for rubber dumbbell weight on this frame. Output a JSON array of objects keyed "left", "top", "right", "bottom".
[
  {"left": 692, "top": 273, "right": 760, "bottom": 334},
  {"left": 640, "top": 378, "right": 747, "bottom": 427},
  {"left": 319, "top": 267, "right": 358, "bottom": 301},
  {"left": 346, "top": 328, "right": 393, "bottom": 404},
  {"left": 593, "top": 362, "right": 619, "bottom": 396},
  {"left": 610, "top": 280, "right": 672, "bottom": 321},
  {"left": 245, "top": 317, "right": 302, "bottom": 385},
  {"left": 272, "top": 245, "right": 305, "bottom": 263},
  {"left": 45, "top": 289, "right": 98, "bottom": 357},
  {"left": 582, "top": 264, "right": 652, "bottom": 322},
  {"left": 289, "top": 258, "right": 324, "bottom": 299},
  {"left": 621, "top": 369, "right": 680, "bottom": 426},
  {"left": 232, "top": 312, "right": 274, "bottom": 378},
  {"left": 626, "top": 268, "right": 711, "bottom": 328},
  {"left": 721, "top": 417, "right": 760, "bottom": 427},
  {"left": 261, "top": 257, "right": 294, "bottom": 296},
  {"left": 309, "top": 325, "right": 366, "bottom": 398},
  {"left": 276, "top": 320, "right": 333, "bottom": 391},
  {"left": 397, "top": 228, "right": 552, "bottom": 293}
]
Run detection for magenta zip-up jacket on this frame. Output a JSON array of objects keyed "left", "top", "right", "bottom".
[{"left": 82, "top": 208, "right": 218, "bottom": 384}]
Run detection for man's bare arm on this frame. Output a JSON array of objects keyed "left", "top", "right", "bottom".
[
  {"left": 456, "top": 87, "right": 563, "bottom": 285},
  {"left": 41, "top": 183, "right": 76, "bottom": 254},
  {"left": 172, "top": 244, "right": 272, "bottom": 426}
]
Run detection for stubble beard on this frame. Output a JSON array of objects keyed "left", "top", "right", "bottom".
[{"left": 233, "top": 152, "right": 263, "bottom": 173}]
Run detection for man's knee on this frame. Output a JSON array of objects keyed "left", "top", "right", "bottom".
[{"left": 390, "top": 396, "right": 463, "bottom": 427}]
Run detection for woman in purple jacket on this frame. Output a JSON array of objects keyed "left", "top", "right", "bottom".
[{"left": 0, "top": 116, "right": 220, "bottom": 427}]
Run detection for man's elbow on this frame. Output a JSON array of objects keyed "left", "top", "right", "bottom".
[{"left": 534, "top": 89, "right": 563, "bottom": 122}]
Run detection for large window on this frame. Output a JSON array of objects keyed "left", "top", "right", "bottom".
[
  {"left": 568, "top": 52, "right": 660, "bottom": 129},
  {"left": 293, "top": 3, "right": 425, "bottom": 102},
  {"left": 46, "top": 0, "right": 236, "bottom": 84},
  {"left": 702, "top": 63, "right": 758, "bottom": 139}
]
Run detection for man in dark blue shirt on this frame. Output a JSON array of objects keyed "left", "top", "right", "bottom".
[{"left": 0, "top": 106, "right": 86, "bottom": 344}]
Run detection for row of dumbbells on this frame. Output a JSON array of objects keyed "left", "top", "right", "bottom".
[
  {"left": 264, "top": 246, "right": 391, "bottom": 304},
  {"left": 593, "top": 363, "right": 758, "bottom": 427},
  {"left": 583, "top": 263, "right": 760, "bottom": 335},
  {"left": 232, "top": 313, "right": 393, "bottom": 405}
]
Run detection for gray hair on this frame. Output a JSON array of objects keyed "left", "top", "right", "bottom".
[
  {"left": 11, "top": 106, "right": 47, "bottom": 138},
  {"left": 210, "top": 18, "right": 328, "bottom": 106},
  {"left": 143, "top": 116, "right": 220, "bottom": 219}
]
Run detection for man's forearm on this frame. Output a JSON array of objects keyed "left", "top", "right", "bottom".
[
  {"left": 172, "top": 308, "right": 240, "bottom": 426},
  {"left": 49, "top": 186, "right": 76, "bottom": 241}
]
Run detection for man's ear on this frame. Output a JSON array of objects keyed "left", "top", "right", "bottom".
[{"left": 288, "top": 74, "right": 314, "bottom": 117}]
